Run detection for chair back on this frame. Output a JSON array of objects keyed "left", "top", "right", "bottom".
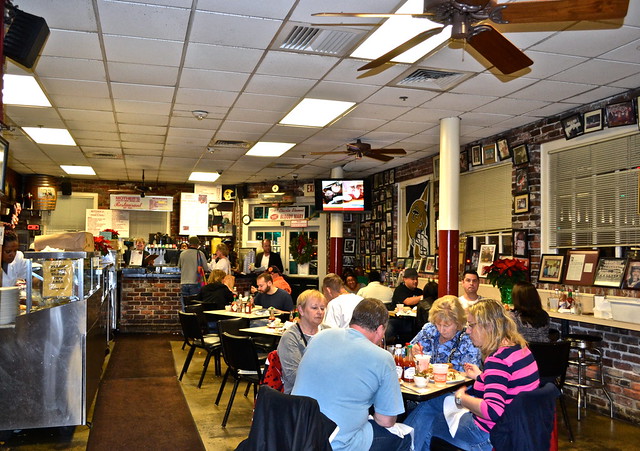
[
  {"left": 184, "top": 303, "right": 212, "bottom": 335},
  {"left": 528, "top": 340, "right": 571, "bottom": 387},
  {"left": 178, "top": 311, "right": 204, "bottom": 343},
  {"left": 490, "top": 382, "right": 560, "bottom": 451},
  {"left": 183, "top": 294, "right": 200, "bottom": 306},
  {"left": 220, "top": 332, "right": 262, "bottom": 379},
  {"left": 218, "top": 317, "right": 247, "bottom": 336}
]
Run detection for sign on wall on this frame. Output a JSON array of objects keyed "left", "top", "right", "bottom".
[
  {"left": 179, "top": 192, "right": 209, "bottom": 235},
  {"left": 86, "top": 209, "right": 130, "bottom": 237},
  {"left": 109, "top": 195, "right": 173, "bottom": 211}
]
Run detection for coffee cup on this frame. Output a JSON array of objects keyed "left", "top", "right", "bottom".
[
  {"left": 414, "top": 376, "right": 428, "bottom": 388},
  {"left": 432, "top": 363, "right": 449, "bottom": 387}
]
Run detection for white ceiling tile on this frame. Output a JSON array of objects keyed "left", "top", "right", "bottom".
[
  {"left": 180, "top": 69, "right": 251, "bottom": 91},
  {"left": 29, "top": 0, "right": 98, "bottom": 31},
  {"left": 610, "top": 71, "right": 640, "bottom": 89},
  {"left": 184, "top": 43, "right": 263, "bottom": 72},
  {"left": 39, "top": 78, "right": 110, "bottom": 98},
  {"left": 48, "top": 95, "right": 113, "bottom": 111},
  {"left": 245, "top": 75, "right": 316, "bottom": 97},
  {"left": 563, "top": 86, "right": 628, "bottom": 105},
  {"left": 35, "top": 56, "right": 106, "bottom": 81},
  {"left": 121, "top": 134, "right": 165, "bottom": 143},
  {"left": 600, "top": 37, "right": 640, "bottom": 63},
  {"left": 103, "top": 35, "right": 184, "bottom": 66},
  {"left": 422, "top": 92, "right": 496, "bottom": 112},
  {"left": 307, "top": 81, "right": 379, "bottom": 103},
  {"left": 113, "top": 100, "right": 172, "bottom": 115},
  {"left": 530, "top": 24, "right": 640, "bottom": 58},
  {"left": 459, "top": 112, "right": 512, "bottom": 127},
  {"left": 217, "top": 120, "right": 272, "bottom": 134},
  {"left": 474, "top": 98, "right": 550, "bottom": 116},
  {"left": 349, "top": 103, "right": 407, "bottom": 121},
  {"left": 118, "top": 124, "right": 167, "bottom": 135},
  {"left": 197, "top": 0, "right": 296, "bottom": 19},
  {"left": 42, "top": 30, "right": 102, "bottom": 59},
  {"left": 190, "top": 11, "right": 281, "bottom": 48},
  {"left": 98, "top": 0, "right": 190, "bottom": 40},
  {"left": 508, "top": 80, "right": 594, "bottom": 102},
  {"left": 257, "top": 51, "right": 338, "bottom": 79},
  {"left": 107, "top": 62, "right": 179, "bottom": 85},
  {"left": 174, "top": 88, "right": 239, "bottom": 108},
  {"left": 111, "top": 83, "right": 175, "bottom": 103},
  {"left": 451, "top": 74, "right": 537, "bottom": 97},
  {"left": 117, "top": 113, "right": 169, "bottom": 126},
  {"left": 73, "top": 130, "right": 119, "bottom": 141},
  {"left": 331, "top": 116, "right": 387, "bottom": 131},
  {"left": 67, "top": 121, "right": 118, "bottom": 132},
  {"left": 550, "top": 60, "right": 640, "bottom": 85},
  {"left": 59, "top": 108, "right": 116, "bottom": 122}
]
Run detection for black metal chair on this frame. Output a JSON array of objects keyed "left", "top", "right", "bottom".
[
  {"left": 181, "top": 303, "right": 216, "bottom": 350},
  {"left": 177, "top": 311, "right": 221, "bottom": 388},
  {"left": 528, "top": 340, "right": 574, "bottom": 442},
  {"left": 215, "top": 332, "right": 264, "bottom": 428}
]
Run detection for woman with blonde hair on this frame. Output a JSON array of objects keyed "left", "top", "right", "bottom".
[
  {"left": 277, "top": 289, "right": 330, "bottom": 394},
  {"left": 197, "top": 269, "right": 233, "bottom": 310},
  {"left": 406, "top": 299, "right": 540, "bottom": 450},
  {"left": 209, "top": 242, "right": 231, "bottom": 275},
  {"left": 410, "top": 295, "right": 480, "bottom": 371}
]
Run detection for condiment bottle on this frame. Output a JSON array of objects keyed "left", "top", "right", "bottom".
[
  {"left": 402, "top": 344, "right": 415, "bottom": 383},
  {"left": 394, "top": 344, "right": 404, "bottom": 380}
]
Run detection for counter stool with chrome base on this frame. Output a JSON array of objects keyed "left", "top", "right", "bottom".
[{"left": 563, "top": 333, "right": 614, "bottom": 421}]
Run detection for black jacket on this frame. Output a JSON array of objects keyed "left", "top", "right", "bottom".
[
  {"left": 255, "top": 252, "right": 284, "bottom": 273},
  {"left": 197, "top": 282, "right": 233, "bottom": 310},
  {"left": 123, "top": 249, "right": 151, "bottom": 267}
]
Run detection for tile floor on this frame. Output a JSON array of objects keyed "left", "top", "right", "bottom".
[{"left": 1, "top": 336, "right": 639, "bottom": 450}]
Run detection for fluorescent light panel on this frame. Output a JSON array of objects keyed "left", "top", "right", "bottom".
[
  {"left": 61, "top": 165, "right": 95, "bottom": 175},
  {"left": 2, "top": 74, "right": 51, "bottom": 107},
  {"left": 23, "top": 127, "right": 76, "bottom": 145},
  {"left": 246, "top": 142, "right": 295, "bottom": 157},
  {"left": 189, "top": 172, "right": 220, "bottom": 182},
  {"left": 351, "top": 0, "right": 451, "bottom": 64},
  {"left": 280, "top": 98, "right": 356, "bottom": 127}
]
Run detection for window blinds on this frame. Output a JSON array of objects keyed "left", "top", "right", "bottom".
[{"left": 459, "top": 163, "right": 512, "bottom": 233}]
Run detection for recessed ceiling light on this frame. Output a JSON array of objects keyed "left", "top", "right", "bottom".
[
  {"left": 280, "top": 98, "right": 356, "bottom": 127},
  {"left": 351, "top": 0, "right": 451, "bottom": 64},
  {"left": 61, "top": 165, "right": 96, "bottom": 175},
  {"left": 23, "top": 127, "right": 76, "bottom": 145},
  {"left": 246, "top": 142, "right": 296, "bottom": 157},
  {"left": 189, "top": 172, "right": 220, "bottom": 182},
  {"left": 2, "top": 74, "right": 51, "bottom": 107}
]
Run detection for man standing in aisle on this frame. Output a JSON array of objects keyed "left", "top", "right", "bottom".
[
  {"left": 293, "top": 298, "right": 410, "bottom": 451},
  {"left": 253, "top": 272, "right": 294, "bottom": 311},
  {"left": 357, "top": 270, "right": 394, "bottom": 307},
  {"left": 254, "top": 239, "right": 284, "bottom": 273},
  {"left": 459, "top": 270, "right": 482, "bottom": 309},
  {"left": 322, "top": 273, "right": 363, "bottom": 328}
]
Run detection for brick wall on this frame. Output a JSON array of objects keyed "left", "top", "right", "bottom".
[{"left": 120, "top": 276, "right": 182, "bottom": 333}]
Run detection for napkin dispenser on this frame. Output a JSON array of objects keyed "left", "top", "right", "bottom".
[{"left": 593, "top": 295, "right": 612, "bottom": 319}]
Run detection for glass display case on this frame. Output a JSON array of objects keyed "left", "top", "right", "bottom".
[{"left": 24, "top": 251, "right": 101, "bottom": 312}]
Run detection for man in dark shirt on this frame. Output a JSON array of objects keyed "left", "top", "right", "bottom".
[
  {"left": 253, "top": 272, "right": 294, "bottom": 311},
  {"left": 392, "top": 268, "right": 423, "bottom": 308},
  {"left": 255, "top": 239, "right": 284, "bottom": 273}
]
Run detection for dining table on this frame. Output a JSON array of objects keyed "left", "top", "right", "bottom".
[
  {"left": 238, "top": 325, "right": 286, "bottom": 340},
  {"left": 399, "top": 374, "right": 473, "bottom": 402}
]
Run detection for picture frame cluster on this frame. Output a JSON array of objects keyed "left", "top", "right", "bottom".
[{"left": 561, "top": 97, "right": 639, "bottom": 140}]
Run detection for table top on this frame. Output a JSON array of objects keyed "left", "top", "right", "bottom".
[
  {"left": 239, "top": 326, "right": 285, "bottom": 338},
  {"left": 399, "top": 375, "right": 472, "bottom": 401},
  {"left": 547, "top": 310, "right": 640, "bottom": 332},
  {"left": 389, "top": 309, "right": 417, "bottom": 318},
  {"left": 204, "top": 309, "right": 272, "bottom": 319}
]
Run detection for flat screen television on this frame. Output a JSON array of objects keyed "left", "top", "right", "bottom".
[{"left": 314, "top": 178, "right": 371, "bottom": 212}]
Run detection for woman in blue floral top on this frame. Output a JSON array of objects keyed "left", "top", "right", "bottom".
[{"left": 410, "top": 295, "right": 481, "bottom": 371}]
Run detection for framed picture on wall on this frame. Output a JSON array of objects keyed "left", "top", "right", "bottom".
[
  {"left": 622, "top": 259, "right": 640, "bottom": 289},
  {"left": 584, "top": 109, "right": 604, "bottom": 133},
  {"left": 433, "top": 155, "right": 440, "bottom": 180},
  {"left": 424, "top": 256, "right": 436, "bottom": 274},
  {"left": 0, "top": 136, "right": 8, "bottom": 195},
  {"left": 477, "top": 244, "right": 496, "bottom": 277},
  {"left": 497, "top": 138, "right": 510, "bottom": 161},
  {"left": 593, "top": 258, "right": 628, "bottom": 288},
  {"left": 512, "top": 144, "right": 529, "bottom": 165},
  {"left": 513, "top": 229, "right": 528, "bottom": 257},
  {"left": 606, "top": 101, "right": 636, "bottom": 127},
  {"left": 482, "top": 143, "right": 497, "bottom": 165},
  {"left": 563, "top": 249, "right": 600, "bottom": 286},
  {"left": 538, "top": 255, "right": 565, "bottom": 283},
  {"left": 460, "top": 150, "right": 469, "bottom": 173},
  {"left": 471, "top": 145, "right": 482, "bottom": 166},
  {"left": 514, "top": 193, "right": 529, "bottom": 214},
  {"left": 561, "top": 113, "right": 584, "bottom": 139},
  {"left": 343, "top": 238, "right": 355, "bottom": 254},
  {"left": 515, "top": 168, "right": 528, "bottom": 194}
]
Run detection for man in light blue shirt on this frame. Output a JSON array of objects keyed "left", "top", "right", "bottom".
[{"left": 293, "top": 298, "right": 410, "bottom": 451}]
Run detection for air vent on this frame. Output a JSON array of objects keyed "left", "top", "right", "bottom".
[
  {"left": 277, "top": 24, "right": 364, "bottom": 56},
  {"left": 85, "top": 151, "right": 123, "bottom": 159},
  {"left": 395, "top": 68, "right": 473, "bottom": 91},
  {"left": 267, "top": 162, "right": 303, "bottom": 169},
  {"left": 212, "top": 140, "right": 250, "bottom": 148}
]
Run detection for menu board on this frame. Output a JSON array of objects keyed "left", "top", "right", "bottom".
[
  {"left": 109, "top": 195, "right": 173, "bottom": 211},
  {"left": 86, "top": 209, "right": 130, "bottom": 237},
  {"left": 179, "top": 192, "right": 209, "bottom": 235}
]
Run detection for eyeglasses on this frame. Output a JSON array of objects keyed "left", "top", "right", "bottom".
[{"left": 466, "top": 322, "right": 477, "bottom": 329}]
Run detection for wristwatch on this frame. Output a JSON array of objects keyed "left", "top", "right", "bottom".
[{"left": 455, "top": 393, "right": 463, "bottom": 408}]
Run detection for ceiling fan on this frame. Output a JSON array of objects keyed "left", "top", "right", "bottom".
[
  {"left": 109, "top": 170, "right": 152, "bottom": 197},
  {"left": 312, "top": 139, "right": 406, "bottom": 162},
  {"left": 313, "top": 0, "right": 630, "bottom": 77}
]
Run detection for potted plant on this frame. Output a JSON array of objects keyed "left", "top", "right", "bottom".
[
  {"left": 483, "top": 258, "right": 529, "bottom": 305},
  {"left": 289, "top": 233, "right": 315, "bottom": 274}
]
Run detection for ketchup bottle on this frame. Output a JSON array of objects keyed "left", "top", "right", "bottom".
[
  {"left": 403, "top": 344, "right": 415, "bottom": 382},
  {"left": 394, "top": 344, "right": 404, "bottom": 380}
]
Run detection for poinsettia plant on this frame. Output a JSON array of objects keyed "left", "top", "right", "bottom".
[
  {"left": 289, "top": 233, "right": 315, "bottom": 264},
  {"left": 483, "top": 257, "right": 528, "bottom": 289},
  {"left": 102, "top": 228, "right": 119, "bottom": 239},
  {"left": 94, "top": 235, "right": 113, "bottom": 256}
]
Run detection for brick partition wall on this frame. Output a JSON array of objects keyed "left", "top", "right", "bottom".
[{"left": 120, "top": 275, "right": 182, "bottom": 333}]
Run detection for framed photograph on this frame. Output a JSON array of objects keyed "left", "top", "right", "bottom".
[
  {"left": 482, "top": 143, "right": 497, "bottom": 165},
  {"left": 405, "top": 258, "right": 414, "bottom": 270},
  {"left": 343, "top": 238, "right": 355, "bottom": 254},
  {"left": 343, "top": 255, "right": 355, "bottom": 266},
  {"left": 561, "top": 113, "right": 584, "bottom": 139},
  {"left": 0, "top": 136, "right": 8, "bottom": 195},
  {"left": 389, "top": 169, "right": 395, "bottom": 184},
  {"left": 606, "top": 101, "right": 636, "bottom": 127},
  {"left": 594, "top": 258, "right": 628, "bottom": 288},
  {"left": 396, "top": 258, "right": 406, "bottom": 269},
  {"left": 343, "top": 213, "right": 353, "bottom": 223},
  {"left": 514, "top": 193, "right": 529, "bottom": 214},
  {"left": 417, "top": 258, "right": 427, "bottom": 273},
  {"left": 471, "top": 145, "right": 482, "bottom": 166},
  {"left": 425, "top": 256, "right": 436, "bottom": 274},
  {"left": 513, "top": 229, "right": 528, "bottom": 257},
  {"left": 477, "top": 244, "right": 496, "bottom": 277},
  {"left": 563, "top": 249, "right": 600, "bottom": 286},
  {"left": 433, "top": 155, "right": 440, "bottom": 181},
  {"left": 538, "top": 255, "right": 565, "bottom": 283},
  {"left": 515, "top": 168, "right": 528, "bottom": 194},
  {"left": 468, "top": 249, "right": 480, "bottom": 272},
  {"left": 622, "top": 259, "right": 640, "bottom": 289},
  {"left": 497, "top": 138, "right": 510, "bottom": 161},
  {"left": 460, "top": 150, "right": 469, "bottom": 173},
  {"left": 512, "top": 144, "right": 529, "bottom": 166},
  {"left": 584, "top": 109, "right": 603, "bottom": 133}
]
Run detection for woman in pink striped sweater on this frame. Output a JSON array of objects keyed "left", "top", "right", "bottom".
[{"left": 406, "top": 299, "right": 540, "bottom": 451}]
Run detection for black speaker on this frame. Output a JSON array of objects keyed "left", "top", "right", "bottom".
[
  {"left": 4, "top": 9, "right": 50, "bottom": 69},
  {"left": 61, "top": 181, "right": 72, "bottom": 196}
]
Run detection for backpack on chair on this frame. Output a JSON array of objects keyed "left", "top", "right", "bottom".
[{"left": 262, "top": 349, "right": 284, "bottom": 392}]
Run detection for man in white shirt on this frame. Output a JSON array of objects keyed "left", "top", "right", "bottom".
[
  {"left": 459, "top": 270, "right": 482, "bottom": 309},
  {"left": 322, "top": 273, "right": 363, "bottom": 328},
  {"left": 357, "top": 270, "right": 393, "bottom": 306}
]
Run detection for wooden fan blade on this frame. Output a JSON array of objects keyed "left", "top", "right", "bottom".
[
  {"left": 467, "top": 26, "right": 533, "bottom": 74},
  {"left": 497, "top": 0, "right": 629, "bottom": 24},
  {"left": 310, "top": 22, "right": 382, "bottom": 27},
  {"left": 372, "top": 148, "right": 406, "bottom": 155},
  {"left": 366, "top": 153, "right": 394, "bottom": 162},
  {"left": 359, "top": 27, "right": 445, "bottom": 71},
  {"left": 312, "top": 12, "right": 432, "bottom": 18},
  {"left": 310, "top": 151, "right": 349, "bottom": 155},
  {"left": 357, "top": 64, "right": 395, "bottom": 79}
]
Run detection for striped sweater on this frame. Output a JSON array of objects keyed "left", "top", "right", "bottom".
[{"left": 467, "top": 345, "right": 540, "bottom": 433}]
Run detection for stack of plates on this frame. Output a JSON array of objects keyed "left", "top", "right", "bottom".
[{"left": 0, "top": 286, "right": 19, "bottom": 325}]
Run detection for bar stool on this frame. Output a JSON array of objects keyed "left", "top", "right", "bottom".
[{"left": 563, "top": 333, "right": 614, "bottom": 421}]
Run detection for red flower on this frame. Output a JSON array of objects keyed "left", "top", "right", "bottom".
[{"left": 484, "top": 257, "right": 528, "bottom": 288}]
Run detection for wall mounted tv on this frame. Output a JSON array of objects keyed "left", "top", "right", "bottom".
[{"left": 314, "top": 178, "right": 372, "bottom": 212}]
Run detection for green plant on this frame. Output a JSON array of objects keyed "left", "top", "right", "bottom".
[{"left": 289, "top": 234, "right": 315, "bottom": 265}]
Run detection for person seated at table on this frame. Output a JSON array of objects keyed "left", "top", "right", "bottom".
[
  {"left": 406, "top": 299, "right": 540, "bottom": 451},
  {"left": 209, "top": 243, "right": 231, "bottom": 275},
  {"left": 123, "top": 237, "right": 151, "bottom": 267},
  {"left": 510, "top": 282, "right": 550, "bottom": 343},
  {"left": 410, "top": 295, "right": 481, "bottom": 372},
  {"left": 293, "top": 298, "right": 411, "bottom": 451},
  {"left": 357, "top": 270, "right": 394, "bottom": 307},
  {"left": 268, "top": 266, "right": 291, "bottom": 294},
  {"left": 278, "top": 289, "right": 330, "bottom": 394},
  {"left": 392, "top": 268, "right": 423, "bottom": 308},
  {"left": 322, "top": 273, "right": 363, "bottom": 328},
  {"left": 459, "top": 270, "right": 482, "bottom": 309},
  {"left": 344, "top": 271, "right": 363, "bottom": 294},
  {"left": 197, "top": 269, "right": 234, "bottom": 310},
  {"left": 253, "top": 272, "right": 294, "bottom": 311},
  {"left": 416, "top": 280, "right": 438, "bottom": 328}
]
